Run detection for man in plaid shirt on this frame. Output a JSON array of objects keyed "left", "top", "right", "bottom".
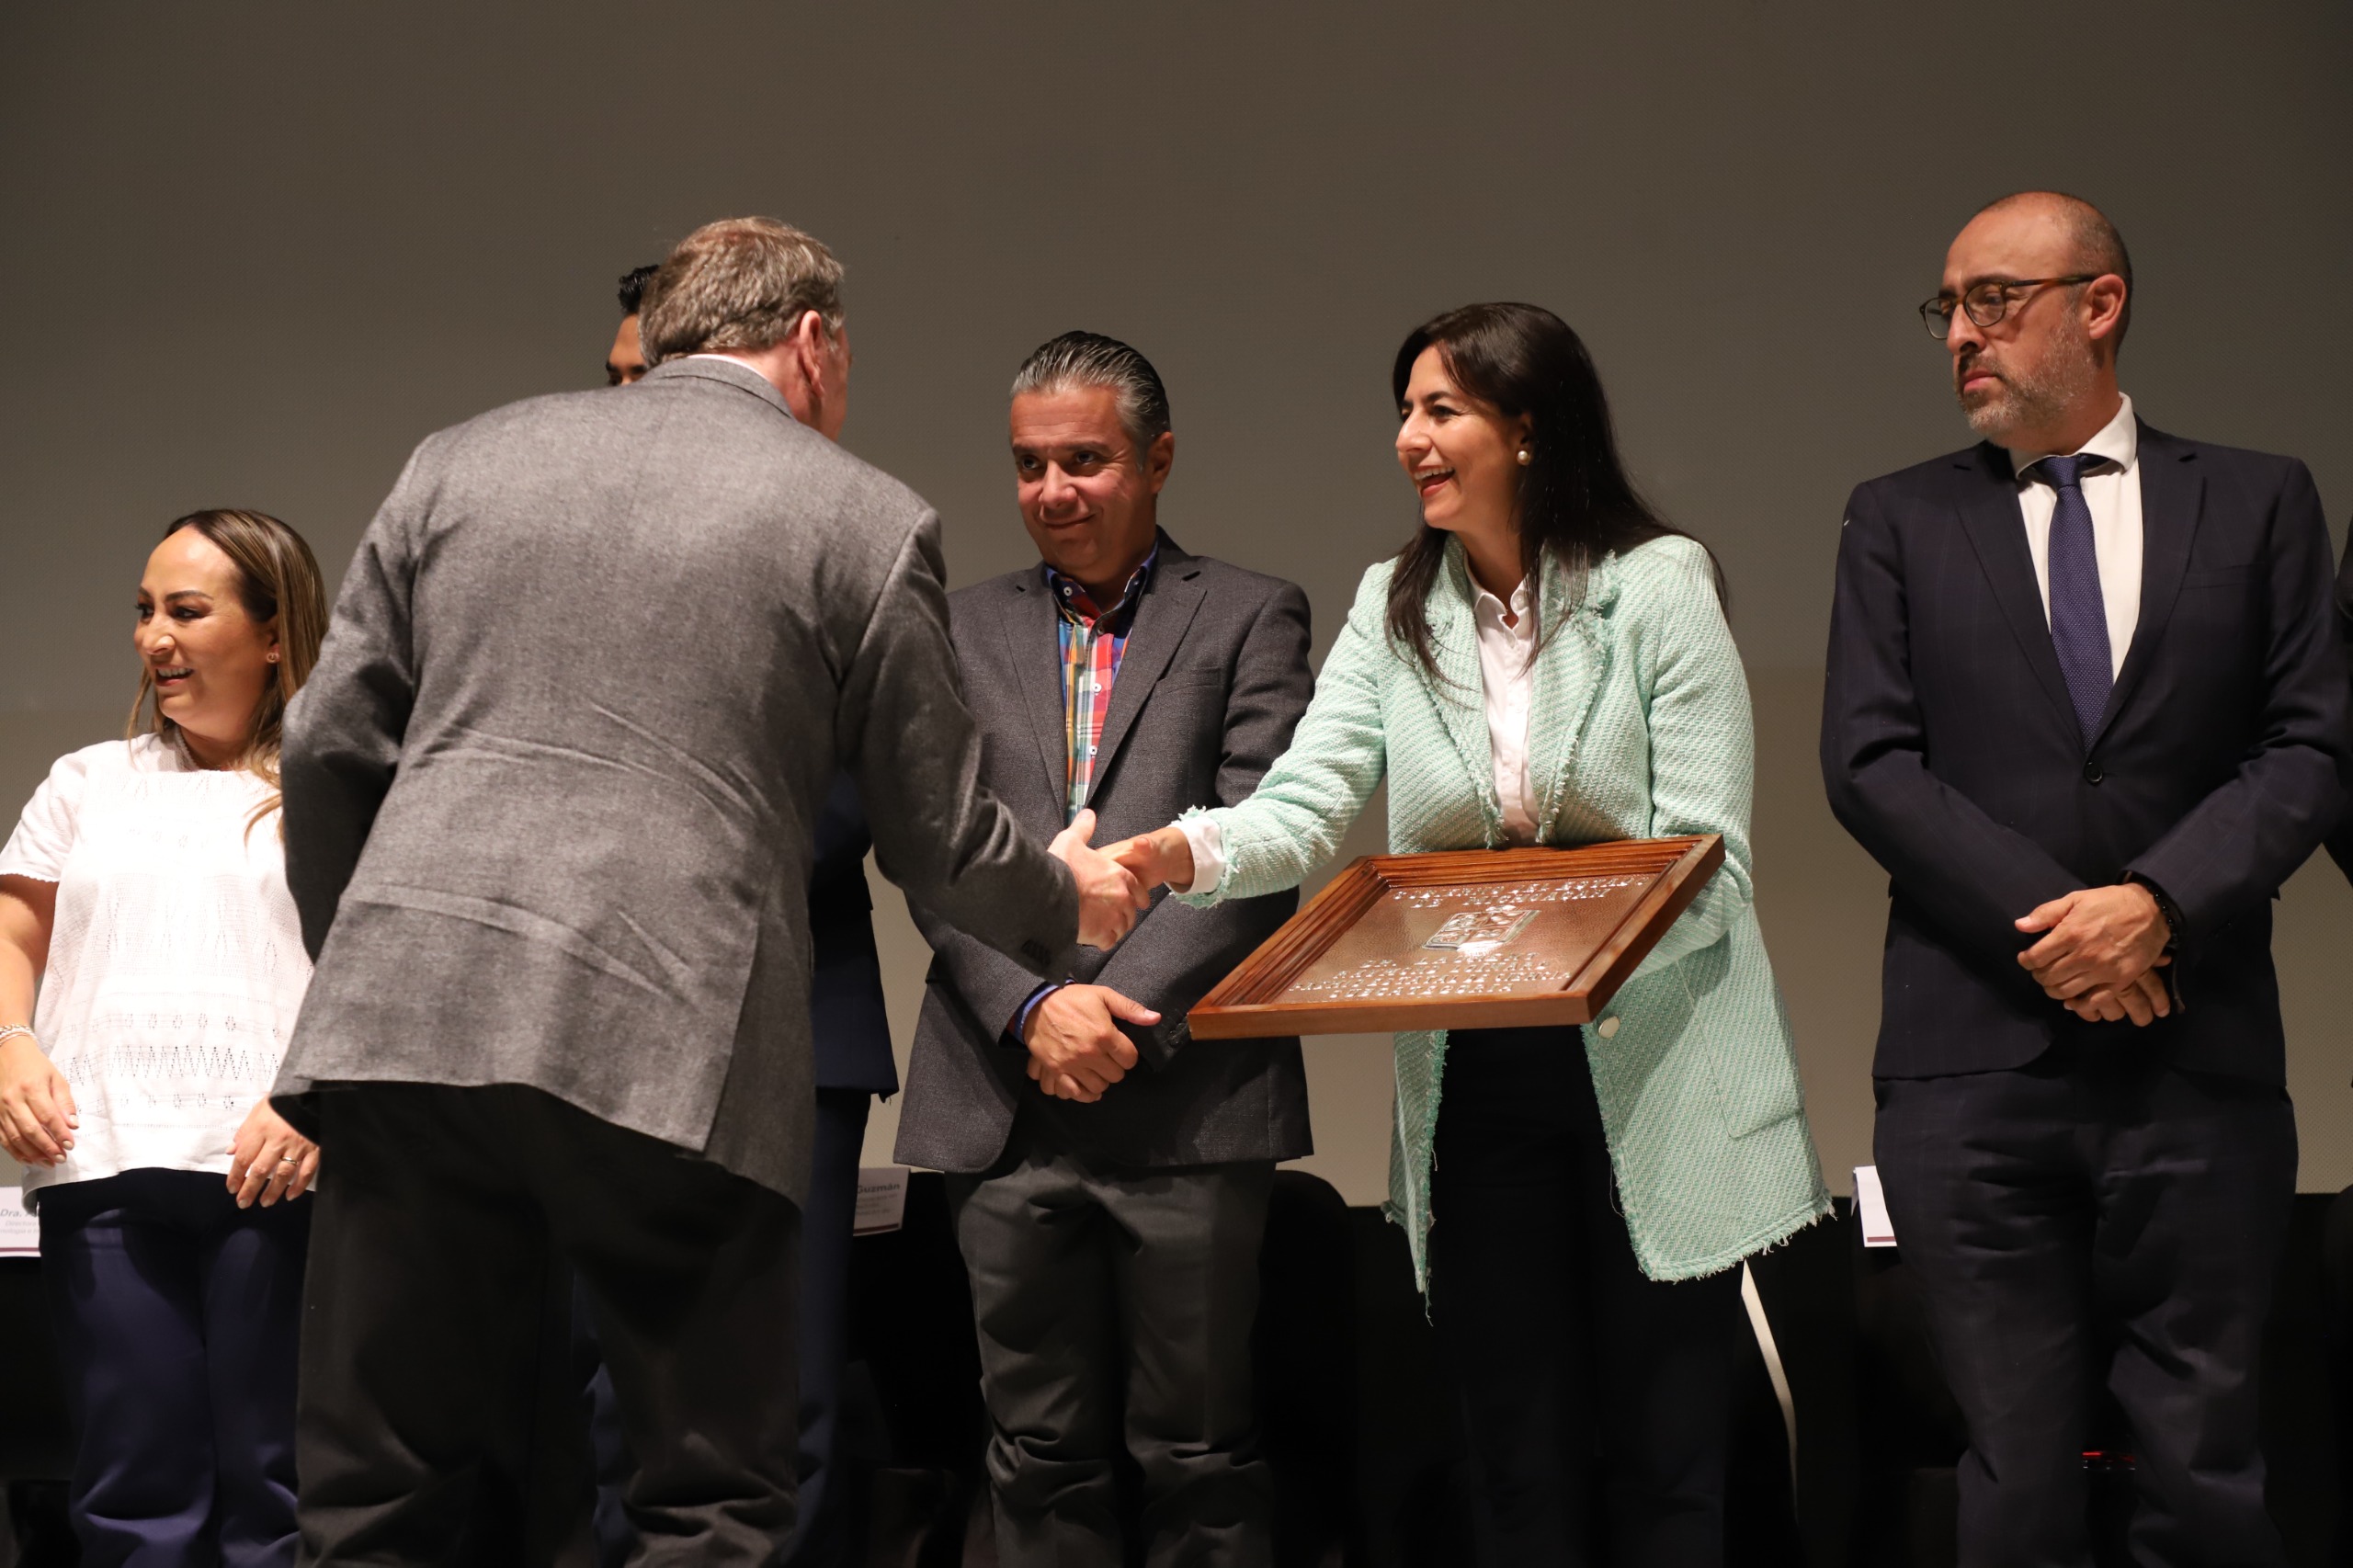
[{"left": 896, "top": 333, "right": 1314, "bottom": 1566}]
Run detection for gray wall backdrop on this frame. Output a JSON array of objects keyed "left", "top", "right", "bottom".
[{"left": 4, "top": 4, "right": 2349, "bottom": 1202}]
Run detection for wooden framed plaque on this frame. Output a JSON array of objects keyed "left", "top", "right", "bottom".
[{"left": 1186, "top": 835, "right": 1723, "bottom": 1040}]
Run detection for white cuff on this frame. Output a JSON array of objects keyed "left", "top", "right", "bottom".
[{"left": 1177, "top": 815, "right": 1228, "bottom": 898}]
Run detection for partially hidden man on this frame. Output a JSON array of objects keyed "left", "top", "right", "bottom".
[
  {"left": 272, "top": 221, "right": 1146, "bottom": 1568},
  {"left": 895, "top": 333, "right": 1313, "bottom": 1567},
  {"left": 1823, "top": 191, "right": 2347, "bottom": 1565}
]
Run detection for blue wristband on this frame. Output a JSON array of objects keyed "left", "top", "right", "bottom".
[{"left": 1010, "top": 981, "right": 1067, "bottom": 1044}]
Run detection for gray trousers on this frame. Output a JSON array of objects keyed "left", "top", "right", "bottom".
[{"left": 946, "top": 1134, "right": 1275, "bottom": 1568}]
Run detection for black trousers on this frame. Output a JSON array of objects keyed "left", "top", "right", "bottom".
[
  {"left": 1875, "top": 1047, "right": 2296, "bottom": 1568},
  {"left": 577, "top": 1086, "right": 871, "bottom": 1568},
  {"left": 293, "top": 1083, "right": 801, "bottom": 1568},
  {"left": 1428, "top": 1026, "right": 1745, "bottom": 1568},
  {"left": 783, "top": 1087, "right": 871, "bottom": 1566},
  {"left": 40, "top": 1168, "right": 310, "bottom": 1568},
  {"left": 946, "top": 1125, "right": 1275, "bottom": 1568}
]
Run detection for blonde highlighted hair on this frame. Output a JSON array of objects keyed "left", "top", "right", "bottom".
[{"left": 129, "top": 508, "right": 327, "bottom": 825}]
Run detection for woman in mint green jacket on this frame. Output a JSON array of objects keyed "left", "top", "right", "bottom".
[{"left": 1116, "top": 303, "right": 1827, "bottom": 1563}]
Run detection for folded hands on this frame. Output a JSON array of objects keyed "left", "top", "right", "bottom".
[{"left": 2014, "top": 881, "right": 2174, "bottom": 1027}]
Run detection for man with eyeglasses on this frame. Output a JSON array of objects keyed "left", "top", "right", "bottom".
[{"left": 1822, "top": 190, "right": 2343, "bottom": 1562}]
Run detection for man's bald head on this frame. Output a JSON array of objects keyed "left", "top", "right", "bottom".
[{"left": 1968, "top": 190, "right": 2134, "bottom": 350}]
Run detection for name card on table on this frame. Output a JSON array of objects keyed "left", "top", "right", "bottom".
[
  {"left": 853, "top": 1166, "right": 911, "bottom": 1236},
  {"left": 0, "top": 1187, "right": 37, "bottom": 1256},
  {"left": 1852, "top": 1165, "right": 1898, "bottom": 1248}
]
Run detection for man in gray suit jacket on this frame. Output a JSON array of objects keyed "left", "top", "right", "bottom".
[
  {"left": 895, "top": 333, "right": 1313, "bottom": 1567},
  {"left": 273, "top": 221, "right": 1145, "bottom": 1568}
]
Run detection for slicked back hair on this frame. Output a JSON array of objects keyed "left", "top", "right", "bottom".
[
  {"left": 638, "top": 218, "right": 845, "bottom": 366},
  {"left": 1010, "top": 331, "right": 1172, "bottom": 459},
  {"left": 617, "top": 264, "right": 660, "bottom": 317},
  {"left": 1977, "top": 189, "right": 2134, "bottom": 352}
]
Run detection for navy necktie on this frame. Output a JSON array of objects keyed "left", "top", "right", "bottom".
[{"left": 2034, "top": 452, "right": 2111, "bottom": 743}]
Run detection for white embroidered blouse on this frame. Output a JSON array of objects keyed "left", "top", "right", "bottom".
[{"left": 0, "top": 735, "right": 312, "bottom": 1203}]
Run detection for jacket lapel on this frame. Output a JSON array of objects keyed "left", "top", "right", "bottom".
[
  {"left": 1087, "top": 537, "right": 1207, "bottom": 799},
  {"left": 2090, "top": 423, "right": 2201, "bottom": 749},
  {"left": 1529, "top": 553, "right": 1612, "bottom": 840},
  {"left": 995, "top": 574, "right": 1072, "bottom": 812},
  {"left": 1951, "top": 444, "right": 2080, "bottom": 740},
  {"left": 1415, "top": 544, "right": 1506, "bottom": 842}
]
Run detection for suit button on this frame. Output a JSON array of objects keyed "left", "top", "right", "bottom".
[
  {"left": 1597, "top": 1016, "right": 1621, "bottom": 1039},
  {"left": 2083, "top": 763, "right": 2104, "bottom": 785}
]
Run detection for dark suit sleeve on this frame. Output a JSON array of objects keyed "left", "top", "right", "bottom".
[
  {"left": 905, "top": 896, "right": 1060, "bottom": 1046},
  {"left": 1820, "top": 482, "right": 2090, "bottom": 969},
  {"left": 843, "top": 514, "right": 1080, "bottom": 979},
  {"left": 279, "top": 442, "right": 430, "bottom": 960},
  {"left": 1091, "top": 580, "right": 1315, "bottom": 1065},
  {"left": 2323, "top": 516, "right": 2353, "bottom": 882},
  {"left": 2127, "top": 461, "right": 2348, "bottom": 943}
]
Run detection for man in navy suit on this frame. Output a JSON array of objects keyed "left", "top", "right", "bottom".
[
  {"left": 1823, "top": 191, "right": 2345, "bottom": 1564},
  {"left": 781, "top": 773, "right": 899, "bottom": 1565}
]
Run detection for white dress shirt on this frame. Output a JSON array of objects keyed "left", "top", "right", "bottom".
[
  {"left": 1179, "top": 573, "right": 1542, "bottom": 895},
  {"left": 1472, "top": 576, "right": 1542, "bottom": 844},
  {"left": 2008, "top": 392, "right": 2142, "bottom": 679}
]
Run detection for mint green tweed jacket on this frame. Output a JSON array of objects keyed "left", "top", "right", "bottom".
[{"left": 1181, "top": 535, "right": 1827, "bottom": 1288}]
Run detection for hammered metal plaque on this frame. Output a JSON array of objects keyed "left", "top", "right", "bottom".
[{"left": 1187, "top": 837, "right": 1722, "bottom": 1039}]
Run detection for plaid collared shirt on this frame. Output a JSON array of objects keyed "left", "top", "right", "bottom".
[{"left": 1047, "top": 549, "right": 1156, "bottom": 823}]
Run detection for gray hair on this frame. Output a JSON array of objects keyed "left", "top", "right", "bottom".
[
  {"left": 1010, "top": 331, "right": 1172, "bottom": 456},
  {"left": 638, "top": 217, "right": 845, "bottom": 367}
]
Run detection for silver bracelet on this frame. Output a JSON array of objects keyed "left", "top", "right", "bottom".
[{"left": 0, "top": 1025, "right": 35, "bottom": 1048}]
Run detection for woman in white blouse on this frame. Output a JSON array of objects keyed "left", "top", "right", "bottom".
[{"left": 0, "top": 509, "right": 326, "bottom": 1568}]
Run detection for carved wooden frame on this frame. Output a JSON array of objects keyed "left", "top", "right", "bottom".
[{"left": 1186, "top": 835, "right": 1723, "bottom": 1039}]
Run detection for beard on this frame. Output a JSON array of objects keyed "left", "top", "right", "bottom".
[{"left": 1959, "top": 323, "right": 2099, "bottom": 446}]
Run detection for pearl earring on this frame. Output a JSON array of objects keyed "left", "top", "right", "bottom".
[{"left": 1517, "top": 449, "right": 1531, "bottom": 466}]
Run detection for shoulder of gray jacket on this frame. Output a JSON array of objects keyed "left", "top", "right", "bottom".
[
  {"left": 1161, "top": 548, "right": 1309, "bottom": 609},
  {"left": 407, "top": 381, "right": 941, "bottom": 538},
  {"left": 943, "top": 545, "right": 1307, "bottom": 614}
]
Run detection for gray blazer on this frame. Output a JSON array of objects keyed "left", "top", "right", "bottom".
[
  {"left": 893, "top": 533, "right": 1314, "bottom": 1172},
  {"left": 274, "top": 358, "right": 1080, "bottom": 1202}
]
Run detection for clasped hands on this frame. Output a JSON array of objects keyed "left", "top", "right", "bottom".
[
  {"left": 1021, "top": 983, "right": 1161, "bottom": 1102},
  {"left": 2014, "top": 882, "right": 2173, "bottom": 1027}
]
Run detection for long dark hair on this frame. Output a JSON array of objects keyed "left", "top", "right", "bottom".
[{"left": 1384, "top": 302, "right": 1713, "bottom": 676}]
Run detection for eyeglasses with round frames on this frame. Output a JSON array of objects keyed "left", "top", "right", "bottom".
[{"left": 1919, "top": 275, "right": 2102, "bottom": 339}]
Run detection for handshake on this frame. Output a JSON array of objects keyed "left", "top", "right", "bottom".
[
  {"left": 1045, "top": 813, "right": 1202, "bottom": 949},
  {"left": 1029, "top": 818, "right": 1211, "bottom": 1104}
]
